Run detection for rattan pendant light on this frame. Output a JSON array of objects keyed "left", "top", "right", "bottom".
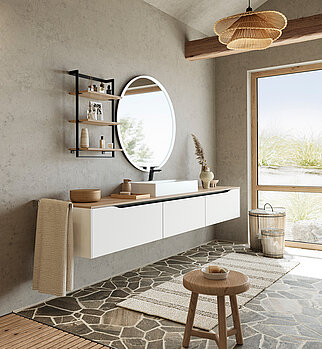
[{"left": 214, "top": 0, "right": 287, "bottom": 50}]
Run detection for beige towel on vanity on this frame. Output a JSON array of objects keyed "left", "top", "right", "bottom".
[{"left": 33, "top": 199, "right": 74, "bottom": 296}]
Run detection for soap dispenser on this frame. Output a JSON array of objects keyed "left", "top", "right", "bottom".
[{"left": 99, "top": 136, "right": 105, "bottom": 149}]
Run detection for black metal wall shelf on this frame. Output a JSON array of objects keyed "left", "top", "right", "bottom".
[{"left": 68, "top": 70, "right": 122, "bottom": 158}]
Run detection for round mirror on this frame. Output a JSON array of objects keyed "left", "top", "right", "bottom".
[{"left": 117, "top": 76, "right": 176, "bottom": 171}]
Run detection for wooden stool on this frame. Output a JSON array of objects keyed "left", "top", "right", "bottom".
[{"left": 182, "top": 270, "right": 250, "bottom": 349}]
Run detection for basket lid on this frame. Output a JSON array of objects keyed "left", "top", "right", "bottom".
[{"left": 249, "top": 203, "right": 286, "bottom": 217}]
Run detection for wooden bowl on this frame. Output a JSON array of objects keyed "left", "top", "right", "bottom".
[
  {"left": 201, "top": 266, "right": 229, "bottom": 280},
  {"left": 70, "top": 189, "right": 101, "bottom": 203}
]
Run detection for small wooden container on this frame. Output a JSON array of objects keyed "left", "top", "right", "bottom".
[
  {"left": 70, "top": 189, "right": 101, "bottom": 203},
  {"left": 122, "top": 179, "right": 132, "bottom": 193}
]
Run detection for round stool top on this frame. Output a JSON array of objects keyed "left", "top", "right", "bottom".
[{"left": 183, "top": 270, "right": 250, "bottom": 296}]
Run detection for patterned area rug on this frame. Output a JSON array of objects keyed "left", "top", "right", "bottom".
[{"left": 118, "top": 253, "right": 299, "bottom": 331}]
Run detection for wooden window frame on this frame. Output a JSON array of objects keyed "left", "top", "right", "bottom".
[{"left": 251, "top": 63, "right": 322, "bottom": 250}]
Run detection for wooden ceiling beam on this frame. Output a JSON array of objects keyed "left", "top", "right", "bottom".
[{"left": 185, "top": 13, "right": 322, "bottom": 61}]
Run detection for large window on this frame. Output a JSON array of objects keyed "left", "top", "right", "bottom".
[{"left": 251, "top": 63, "right": 322, "bottom": 249}]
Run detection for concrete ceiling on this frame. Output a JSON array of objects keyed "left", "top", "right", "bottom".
[{"left": 143, "top": 0, "right": 269, "bottom": 36}]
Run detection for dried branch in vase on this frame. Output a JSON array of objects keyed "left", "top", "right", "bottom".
[{"left": 191, "top": 134, "right": 206, "bottom": 167}]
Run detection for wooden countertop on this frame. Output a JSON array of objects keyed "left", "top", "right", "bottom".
[{"left": 72, "top": 186, "right": 239, "bottom": 209}]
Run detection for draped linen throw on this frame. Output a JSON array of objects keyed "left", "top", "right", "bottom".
[{"left": 33, "top": 199, "right": 74, "bottom": 296}]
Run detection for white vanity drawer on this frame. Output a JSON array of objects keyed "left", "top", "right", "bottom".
[
  {"left": 163, "top": 196, "right": 206, "bottom": 238},
  {"left": 206, "top": 188, "right": 240, "bottom": 225},
  {"left": 74, "top": 203, "right": 163, "bottom": 259}
]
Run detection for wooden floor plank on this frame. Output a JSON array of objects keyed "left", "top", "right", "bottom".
[
  {"left": 0, "top": 317, "right": 52, "bottom": 341},
  {"left": 0, "top": 319, "right": 44, "bottom": 339},
  {"left": 45, "top": 333, "right": 80, "bottom": 349},
  {"left": 1, "top": 325, "right": 54, "bottom": 346},
  {"left": 54, "top": 335, "right": 87, "bottom": 349},
  {"left": 0, "top": 314, "right": 17, "bottom": 326},
  {"left": 58, "top": 337, "right": 87, "bottom": 349},
  {"left": 77, "top": 341, "right": 102, "bottom": 348},
  {"left": 0, "top": 314, "right": 106, "bottom": 349},
  {"left": 0, "top": 314, "right": 27, "bottom": 327},
  {"left": 14, "top": 327, "right": 64, "bottom": 348},
  {"left": 0, "top": 318, "right": 37, "bottom": 332},
  {"left": 28, "top": 331, "right": 76, "bottom": 349},
  {"left": 0, "top": 313, "right": 16, "bottom": 322}
]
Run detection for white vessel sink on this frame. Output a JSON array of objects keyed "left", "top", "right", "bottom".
[{"left": 131, "top": 180, "right": 198, "bottom": 197}]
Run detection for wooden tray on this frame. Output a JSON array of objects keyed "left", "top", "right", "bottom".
[{"left": 111, "top": 193, "right": 151, "bottom": 200}]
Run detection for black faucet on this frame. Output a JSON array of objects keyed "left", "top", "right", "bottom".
[{"left": 143, "top": 166, "right": 161, "bottom": 181}]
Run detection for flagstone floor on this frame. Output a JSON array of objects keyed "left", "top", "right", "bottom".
[{"left": 17, "top": 241, "right": 322, "bottom": 349}]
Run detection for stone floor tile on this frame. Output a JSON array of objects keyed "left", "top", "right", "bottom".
[
  {"left": 33, "top": 316, "right": 55, "bottom": 326},
  {"left": 277, "top": 341, "right": 301, "bottom": 349},
  {"left": 36, "top": 305, "right": 72, "bottom": 317},
  {"left": 110, "top": 340, "right": 127, "bottom": 349},
  {"left": 54, "top": 315, "right": 77, "bottom": 324},
  {"left": 79, "top": 290, "right": 112, "bottom": 301},
  {"left": 46, "top": 296, "right": 81, "bottom": 311},
  {"left": 80, "top": 308, "right": 105, "bottom": 316},
  {"left": 122, "top": 338, "right": 147, "bottom": 348},
  {"left": 145, "top": 328, "right": 165, "bottom": 341},
  {"left": 248, "top": 323, "right": 280, "bottom": 338},
  {"left": 102, "top": 308, "right": 142, "bottom": 326},
  {"left": 84, "top": 331, "right": 119, "bottom": 342},
  {"left": 146, "top": 340, "right": 163, "bottom": 349},
  {"left": 81, "top": 314, "right": 101, "bottom": 324},
  {"left": 78, "top": 300, "right": 104, "bottom": 309},
  {"left": 136, "top": 318, "right": 160, "bottom": 331},
  {"left": 242, "top": 333, "right": 262, "bottom": 347},
  {"left": 296, "top": 326, "right": 322, "bottom": 341},
  {"left": 121, "top": 327, "right": 145, "bottom": 338},
  {"left": 271, "top": 324, "right": 299, "bottom": 336},
  {"left": 239, "top": 308, "right": 267, "bottom": 323},
  {"left": 261, "top": 334, "right": 279, "bottom": 349},
  {"left": 90, "top": 324, "right": 122, "bottom": 336},
  {"left": 57, "top": 320, "right": 92, "bottom": 335},
  {"left": 17, "top": 309, "right": 35, "bottom": 318},
  {"left": 302, "top": 342, "right": 322, "bottom": 349}
]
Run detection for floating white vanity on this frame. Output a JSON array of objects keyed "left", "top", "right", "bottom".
[{"left": 73, "top": 186, "right": 240, "bottom": 259}]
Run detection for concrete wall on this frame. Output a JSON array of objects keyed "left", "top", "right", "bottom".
[
  {"left": 214, "top": 0, "right": 322, "bottom": 243},
  {"left": 0, "top": 0, "right": 215, "bottom": 315}
]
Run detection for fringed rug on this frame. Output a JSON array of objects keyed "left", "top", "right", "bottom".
[{"left": 118, "top": 253, "right": 299, "bottom": 330}]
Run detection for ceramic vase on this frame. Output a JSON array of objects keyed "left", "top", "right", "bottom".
[
  {"left": 80, "top": 128, "right": 89, "bottom": 148},
  {"left": 200, "top": 165, "right": 214, "bottom": 189}
]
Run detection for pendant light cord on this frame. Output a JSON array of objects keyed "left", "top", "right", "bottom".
[{"left": 246, "top": 0, "right": 252, "bottom": 12}]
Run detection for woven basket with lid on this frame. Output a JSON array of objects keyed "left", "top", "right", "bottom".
[{"left": 249, "top": 203, "right": 286, "bottom": 251}]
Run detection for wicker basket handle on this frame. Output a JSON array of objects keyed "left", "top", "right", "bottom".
[{"left": 264, "top": 203, "right": 274, "bottom": 212}]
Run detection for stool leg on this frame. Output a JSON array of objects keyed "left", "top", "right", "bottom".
[
  {"left": 230, "top": 295, "right": 243, "bottom": 345},
  {"left": 182, "top": 292, "right": 199, "bottom": 348},
  {"left": 217, "top": 296, "right": 227, "bottom": 349}
]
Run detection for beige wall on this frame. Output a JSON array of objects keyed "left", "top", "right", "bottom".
[
  {"left": 0, "top": 0, "right": 215, "bottom": 315},
  {"left": 214, "top": 0, "right": 322, "bottom": 242}
]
